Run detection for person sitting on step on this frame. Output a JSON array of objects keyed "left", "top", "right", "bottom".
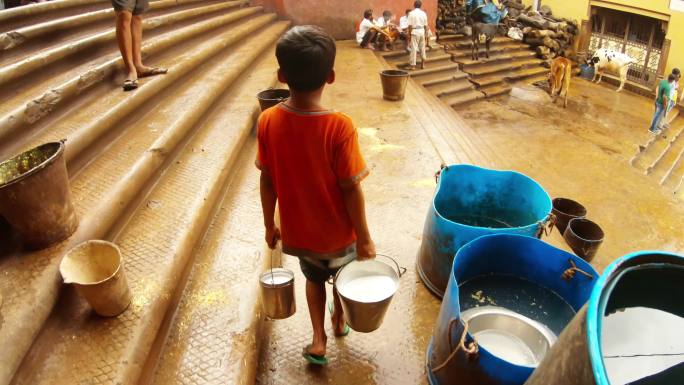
[{"left": 356, "top": 9, "right": 384, "bottom": 50}]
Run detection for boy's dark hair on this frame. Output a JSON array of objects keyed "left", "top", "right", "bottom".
[
  {"left": 414, "top": 0, "right": 422, "bottom": 8},
  {"left": 276, "top": 25, "right": 336, "bottom": 92},
  {"left": 382, "top": 10, "right": 391, "bottom": 18},
  {"left": 673, "top": 68, "right": 681, "bottom": 76},
  {"left": 406, "top": 8, "right": 411, "bottom": 15},
  {"left": 363, "top": 9, "right": 373, "bottom": 19},
  {"left": 668, "top": 74, "right": 677, "bottom": 82}
]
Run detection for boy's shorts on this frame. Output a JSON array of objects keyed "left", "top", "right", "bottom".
[
  {"left": 299, "top": 253, "right": 356, "bottom": 283},
  {"left": 111, "top": 0, "right": 148, "bottom": 15}
]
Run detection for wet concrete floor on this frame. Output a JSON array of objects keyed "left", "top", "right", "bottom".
[{"left": 256, "top": 42, "right": 684, "bottom": 385}]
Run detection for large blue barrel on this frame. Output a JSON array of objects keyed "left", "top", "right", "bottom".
[
  {"left": 427, "top": 234, "right": 598, "bottom": 385},
  {"left": 417, "top": 165, "right": 553, "bottom": 297},
  {"left": 526, "top": 250, "right": 684, "bottom": 385}
]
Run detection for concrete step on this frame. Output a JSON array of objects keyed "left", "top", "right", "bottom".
[
  {"left": 450, "top": 43, "right": 530, "bottom": 59},
  {"left": 480, "top": 83, "right": 513, "bottom": 98},
  {"left": 0, "top": 3, "right": 262, "bottom": 160},
  {"left": 646, "top": 122, "right": 684, "bottom": 182},
  {"left": 440, "top": 89, "right": 486, "bottom": 108},
  {"left": 661, "top": 146, "right": 684, "bottom": 190},
  {"left": 508, "top": 65, "right": 549, "bottom": 81},
  {"left": 636, "top": 119, "right": 684, "bottom": 171},
  {"left": 388, "top": 53, "right": 453, "bottom": 69},
  {"left": 425, "top": 78, "right": 476, "bottom": 97},
  {"left": 469, "top": 65, "right": 548, "bottom": 87},
  {"left": 0, "top": 15, "right": 289, "bottom": 384},
  {"left": 630, "top": 115, "right": 683, "bottom": 169},
  {"left": 456, "top": 49, "right": 536, "bottom": 69},
  {"left": 418, "top": 71, "right": 469, "bottom": 87},
  {"left": 148, "top": 137, "right": 268, "bottom": 385},
  {"left": 409, "top": 63, "right": 461, "bottom": 81},
  {"left": 0, "top": 0, "right": 110, "bottom": 33},
  {"left": 0, "top": 0, "right": 233, "bottom": 66},
  {"left": 446, "top": 36, "right": 516, "bottom": 51},
  {"left": 465, "top": 58, "right": 543, "bottom": 77}
]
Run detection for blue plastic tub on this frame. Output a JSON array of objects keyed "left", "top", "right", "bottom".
[
  {"left": 417, "top": 165, "right": 553, "bottom": 297},
  {"left": 526, "top": 250, "right": 684, "bottom": 385},
  {"left": 426, "top": 234, "right": 598, "bottom": 385}
]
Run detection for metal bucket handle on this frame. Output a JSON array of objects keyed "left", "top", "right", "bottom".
[
  {"left": 376, "top": 253, "right": 407, "bottom": 278},
  {"left": 431, "top": 317, "right": 479, "bottom": 373}
]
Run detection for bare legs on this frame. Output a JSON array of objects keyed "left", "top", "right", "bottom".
[
  {"left": 115, "top": 11, "right": 136, "bottom": 81},
  {"left": 305, "top": 280, "right": 347, "bottom": 357}
]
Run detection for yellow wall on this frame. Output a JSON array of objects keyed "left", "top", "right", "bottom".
[{"left": 523, "top": 0, "right": 684, "bottom": 78}]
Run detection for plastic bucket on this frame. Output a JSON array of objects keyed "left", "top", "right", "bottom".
[
  {"left": 551, "top": 197, "right": 587, "bottom": 235},
  {"left": 59, "top": 240, "right": 131, "bottom": 317},
  {"left": 260, "top": 267, "right": 296, "bottom": 320},
  {"left": 563, "top": 218, "right": 604, "bottom": 263},
  {"left": 427, "top": 234, "right": 598, "bottom": 385},
  {"left": 417, "top": 165, "right": 553, "bottom": 297},
  {"left": 335, "top": 255, "right": 406, "bottom": 333},
  {"left": 256, "top": 88, "right": 290, "bottom": 111},
  {"left": 0, "top": 141, "right": 78, "bottom": 249},
  {"left": 380, "top": 70, "right": 409, "bottom": 101},
  {"left": 526, "top": 251, "right": 684, "bottom": 385}
]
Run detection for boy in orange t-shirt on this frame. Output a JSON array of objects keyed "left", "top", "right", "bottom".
[{"left": 257, "top": 26, "right": 376, "bottom": 366}]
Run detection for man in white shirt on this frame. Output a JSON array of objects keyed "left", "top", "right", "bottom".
[
  {"left": 375, "top": 10, "right": 392, "bottom": 27},
  {"left": 408, "top": 0, "right": 428, "bottom": 69},
  {"left": 356, "top": 9, "right": 379, "bottom": 49},
  {"left": 398, "top": 9, "right": 411, "bottom": 51}
]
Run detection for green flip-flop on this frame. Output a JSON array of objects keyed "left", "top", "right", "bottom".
[
  {"left": 328, "top": 302, "right": 351, "bottom": 337},
  {"left": 302, "top": 345, "right": 329, "bottom": 366}
]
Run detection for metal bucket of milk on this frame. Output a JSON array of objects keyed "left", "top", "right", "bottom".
[
  {"left": 260, "top": 267, "right": 296, "bottom": 320},
  {"left": 335, "top": 254, "right": 406, "bottom": 333}
]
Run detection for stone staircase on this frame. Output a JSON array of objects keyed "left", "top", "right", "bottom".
[
  {"left": 379, "top": 34, "right": 548, "bottom": 110},
  {"left": 442, "top": 34, "right": 548, "bottom": 99},
  {"left": 0, "top": 1, "right": 289, "bottom": 384},
  {"left": 631, "top": 112, "right": 684, "bottom": 197}
]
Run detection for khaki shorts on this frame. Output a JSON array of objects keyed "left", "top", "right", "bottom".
[{"left": 111, "top": 0, "right": 148, "bottom": 15}]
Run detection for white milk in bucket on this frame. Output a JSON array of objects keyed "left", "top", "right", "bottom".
[
  {"left": 335, "top": 256, "right": 404, "bottom": 332},
  {"left": 338, "top": 275, "right": 397, "bottom": 303}
]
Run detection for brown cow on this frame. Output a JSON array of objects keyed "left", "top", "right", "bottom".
[{"left": 548, "top": 57, "right": 572, "bottom": 108}]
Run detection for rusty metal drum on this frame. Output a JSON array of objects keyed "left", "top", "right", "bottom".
[{"left": 0, "top": 141, "right": 78, "bottom": 249}]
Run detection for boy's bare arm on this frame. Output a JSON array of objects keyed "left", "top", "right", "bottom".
[
  {"left": 341, "top": 182, "right": 376, "bottom": 260},
  {"left": 260, "top": 171, "right": 280, "bottom": 248}
]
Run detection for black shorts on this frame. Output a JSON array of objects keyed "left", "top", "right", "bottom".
[
  {"left": 299, "top": 256, "right": 355, "bottom": 283},
  {"left": 111, "top": 0, "right": 148, "bottom": 15}
]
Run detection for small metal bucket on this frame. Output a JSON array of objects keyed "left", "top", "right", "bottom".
[
  {"left": 0, "top": 141, "right": 78, "bottom": 249},
  {"left": 551, "top": 198, "right": 587, "bottom": 235},
  {"left": 334, "top": 254, "right": 406, "bottom": 333},
  {"left": 260, "top": 267, "right": 296, "bottom": 319},
  {"left": 380, "top": 70, "right": 409, "bottom": 101},
  {"left": 256, "top": 88, "right": 290, "bottom": 111},
  {"left": 563, "top": 218, "right": 604, "bottom": 262},
  {"left": 59, "top": 240, "right": 131, "bottom": 317}
]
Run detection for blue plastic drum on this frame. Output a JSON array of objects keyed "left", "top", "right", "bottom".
[
  {"left": 426, "top": 234, "right": 598, "bottom": 385},
  {"left": 526, "top": 251, "right": 684, "bottom": 385},
  {"left": 417, "top": 165, "right": 553, "bottom": 297}
]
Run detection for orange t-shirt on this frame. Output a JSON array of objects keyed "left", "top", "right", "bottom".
[{"left": 256, "top": 103, "right": 369, "bottom": 259}]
